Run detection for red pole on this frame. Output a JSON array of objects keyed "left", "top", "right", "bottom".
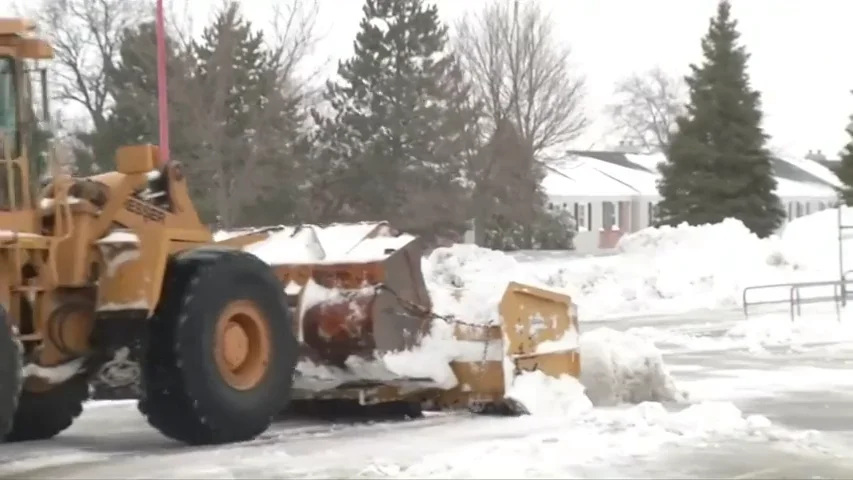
[{"left": 155, "top": 0, "right": 170, "bottom": 164}]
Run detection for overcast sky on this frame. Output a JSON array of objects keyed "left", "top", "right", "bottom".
[{"left": 12, "top": 0, "right": 853, "bottom": 158}]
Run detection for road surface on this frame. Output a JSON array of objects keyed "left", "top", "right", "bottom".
[{"left": 2, "top": 306, "right": 853, "bottom": 479}]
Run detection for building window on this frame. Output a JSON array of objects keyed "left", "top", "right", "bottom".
[
  {"left": 819, "top": 202, "right": 826, "bottom": 211},
  {"left": 602, "top": 201, "right": 616, "bottom": 230},
  {"left": 787, "top": 203, "right": 794, "bottom": 220},
  {"left": 573, "top": 202, "right": 592, "bottom": 231},
  {"left": 647, "top": 202, "right": 659, "bottom": 226},
  {"left": 573, "top": 203, "right": 587, "bottom": 231},
  {"left": 805, "top": 203, "right": 811, "bottom": 215},
  {"left": 795, "top": 202, "right": 803, "bottom": 218},
  {"left": 586, "top": 202, "right": 592, "bottom": 230},
  {"left": 617, "top": 201, "right": 630, "bottom": 230}
]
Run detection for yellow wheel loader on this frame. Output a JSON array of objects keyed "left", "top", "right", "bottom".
[{"left": 0, "top": 17, "right": 582, "bottom": 446}]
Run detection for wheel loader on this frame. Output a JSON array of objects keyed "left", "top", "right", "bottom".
[{"left": 0, "top": 17, "right": 582, "bottom": 446}]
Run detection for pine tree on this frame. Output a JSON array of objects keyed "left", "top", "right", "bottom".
[
  {"left": 656, "top": 0, "right": 784, "bottom": 238},
  {"left": 77, "top": 21, "right": 189, "bottom": 175},
  {"left": 836, "top": 112, "right": 853, "bottom": 204},
  {"left": 191, "top": 2, "right": 302, "bottom": 227},
  {"left": 312, "top": 0, "right": 478, "bottom": 235}
]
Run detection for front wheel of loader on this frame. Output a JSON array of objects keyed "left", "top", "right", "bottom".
[
  {"left": 140, "top": 249, "right": 297, "bottom": 445},
  {"left": 0, "top": 310, "right": 22, "bottom": 439}
]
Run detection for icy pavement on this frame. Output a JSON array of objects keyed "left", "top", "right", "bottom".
[{"left": 4, "top": 307, "right": 853, "bottom": 479}]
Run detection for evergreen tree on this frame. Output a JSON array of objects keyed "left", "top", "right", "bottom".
[
  {"left": 836, "top": 112, "right": 853, "bottom": 205},
  {"left": 191, "top": 2, "right": 302, "bottom": 227},
  {"left": 312, "top": 0, "right": 478, "bottom": 235},
  {"left": 76, "top": 21, "right": 190, "bottom": 175},
  {"left": 656, "top": 0, "right": 784, "bottom": 238}
]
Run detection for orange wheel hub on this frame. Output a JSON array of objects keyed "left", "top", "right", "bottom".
[{"left": 214, "top": 300, "right": 271, "bottom": 390}]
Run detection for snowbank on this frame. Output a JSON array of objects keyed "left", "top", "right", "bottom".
[
  {"left": 425, "top": 209, "right": 853, "bottom": 321},
  {"left": 501, "top": 326, "right": 685, "bottom": 416},
  {"left": 545, "top": 219, "right": 802, "bottom": 317},
  {"left": 776, "top": 206, "right": 853, "bottom": 274},
  {"left": 579, "top": 327, "right": 687, "bottom": 405}
]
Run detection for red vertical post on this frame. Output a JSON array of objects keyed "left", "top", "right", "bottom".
[{"left": 155, "top": 0, "right": 170, "bottom": 164}]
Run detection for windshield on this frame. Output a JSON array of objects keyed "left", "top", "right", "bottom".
[
  {"left": 0, "top": 55, "right": 23, "bottom": 210},
  {"left": 0, "top": 56, "right": 17, "bottom": 159}
]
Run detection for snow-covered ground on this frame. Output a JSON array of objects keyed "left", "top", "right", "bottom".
[
  {"left": 4, "top": 307, "right": 853, "bottom": 479},
  {"left": 6, "top": 209, "right": 853, "bottom": 478}
]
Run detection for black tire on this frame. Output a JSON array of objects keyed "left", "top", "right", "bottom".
[
  {"left": 0, "top": 309, "right": 21, "bottom": 439},
  {"left": 139, "top": 248, "right": 297, "bottom": 445},
  {"left": 5, "top": 374, "right": 89, "bottom": 442}
]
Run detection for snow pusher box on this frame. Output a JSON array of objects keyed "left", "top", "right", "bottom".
[{"left": 222, "top": 223, "right": 582, "bottom": 417}]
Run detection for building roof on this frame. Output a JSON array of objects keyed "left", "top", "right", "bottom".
[
  {"left": 565, "top": 150, "right": 651, "bottom": 172},
  {"left": 818, "top": 159, "right": 839, "bottom": 171},
  {"left": 543, "top": 160, "right": 638, "bottom": 197},
  {"left": 544, "top": 150, "right": 840, "bottom": 199}
]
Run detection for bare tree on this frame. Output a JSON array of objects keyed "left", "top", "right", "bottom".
[
  {"left": 606, "top": 66, "right": 686, "bottom": 153},
  {"left": 174, "top": 1, "right": 321, "bottom": 227},
  {"left": 266, "top": 0, "right": 325, "bottom": 101},
  {"left": 454, "top": 0, "right": 587, "bottom": 156},
  {"left": 29, "top": 0, "right": 149, "bottom": 133}
]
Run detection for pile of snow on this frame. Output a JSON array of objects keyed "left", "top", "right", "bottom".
[
  {"left": 501, "top": 327, "right": 685, "bottom": 416},
  {"left": 506, "top": 372, "right": 593, "bottom": 416},
  {"left": 545, "top": 219, "right": 803, "bottom": 317},
  {"left": 426, "top": 209, "right": 853, "bottom": 321},
  {"left": 776, "top": 206, "right": 853, "bottom": 273},
  {"left": 579, "top": 327, "right": 687, "bottom": 405},
  {"left": 423, "top": 244, "right": 535, "bottom": 325}
]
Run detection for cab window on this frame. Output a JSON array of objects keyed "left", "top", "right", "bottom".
[
  {"left": 0, "top": 56, "right": 17, "bottom": 158},
  {"left": 0, "top": 56, "right": 22, "bottom": 209}
]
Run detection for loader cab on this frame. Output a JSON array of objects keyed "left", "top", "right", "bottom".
[
  {"left": 0, "top": 19, "right": 55, "bottom": 225},
  {"left": 0, "top": 52, "right": 36, "bottom": 235}
]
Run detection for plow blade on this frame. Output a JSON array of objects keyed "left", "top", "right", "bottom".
[
  {"left": 499, "top": 282, "right": 580, "bottom": 413},
  {"left": 435, "top": 281, "right": 580, "bottom": 415},
  {"left": 500, "top": 282, "right": 580, "bottom": 379}
]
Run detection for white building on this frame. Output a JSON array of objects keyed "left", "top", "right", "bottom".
[{"left": 544, "top": 151, "right": 842, "bottom": 254}]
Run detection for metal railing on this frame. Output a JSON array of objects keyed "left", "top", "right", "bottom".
[
  {"left": 742, "top": 279, "right": 853, "bottom": 323},
  {"left": 741, "top": 202, "right": 853, "bottom": 323}
]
